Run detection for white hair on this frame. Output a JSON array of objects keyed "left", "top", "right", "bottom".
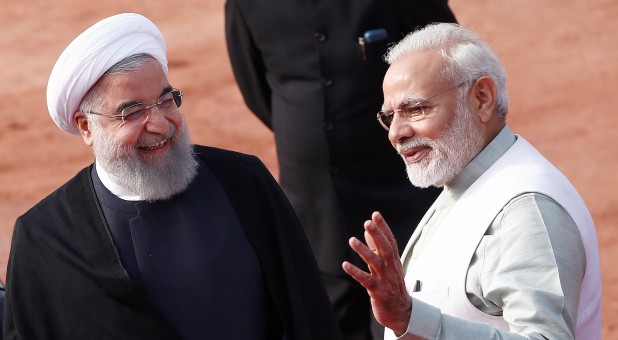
[{"left": 385, "top": 23, "right": 509, "bottom": 119}]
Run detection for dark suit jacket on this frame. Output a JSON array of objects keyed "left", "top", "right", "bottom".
[
  {"left": 225, "top": 0, "right": 453, "bottom": 273},
  {"left": 4, "top": 146, "right": 340, "bottom": 340}
]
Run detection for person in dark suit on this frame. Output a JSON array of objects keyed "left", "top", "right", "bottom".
[
  {"left": 225, "top": 1, "right": 456, "bottom": 339},
  {"left": 4, "top": 13, "right": 340, "bottom": 339}
]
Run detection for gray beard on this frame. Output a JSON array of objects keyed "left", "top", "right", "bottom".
[
  {"left": 90, "top": 118, "right": 198, "bottom": 201},
  {"left": 397, "top": 101, "right": 485, "bottom": 188}
]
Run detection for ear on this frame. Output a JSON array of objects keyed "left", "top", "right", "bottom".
[
  {"left": 471, "top": 76, "right": 497, "bottom": 123},
  {"left": 74, "top": 112, "right": 94, "bottom": 146}
]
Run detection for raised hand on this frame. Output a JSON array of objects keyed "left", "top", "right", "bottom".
[{"left": 342, "top": 211, "right": 412, "bottom": 335}]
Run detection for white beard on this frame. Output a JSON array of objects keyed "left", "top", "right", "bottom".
[
  {"left": 90, "top": 118, "right": 198, "bottom": 201},
  {"left": 397, "top": 101, "right": 485, "bottom": 188}
]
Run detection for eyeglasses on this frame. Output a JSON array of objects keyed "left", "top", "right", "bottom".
[
  {"left": 83, "top": 89, "right": 183, "bottom": 124},
  {"left": 376, "top": 82, "right": 466, "bottom": 131}
]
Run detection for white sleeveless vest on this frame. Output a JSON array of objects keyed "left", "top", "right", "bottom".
[{"left": 394, "top": 136, "right": 601, "bottom": 339}]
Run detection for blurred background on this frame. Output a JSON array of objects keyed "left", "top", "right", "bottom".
[{"left": 0, "top": 0, "right": 616, "bottom": 336}]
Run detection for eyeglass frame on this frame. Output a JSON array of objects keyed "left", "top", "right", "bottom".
[
  {"left": 82, "top": 88, "right": 183, "bottom": 124},
  {"left": 376, "top": 81, "right": 468, "bottom": 131}
]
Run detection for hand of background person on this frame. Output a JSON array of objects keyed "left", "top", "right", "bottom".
[{"left": 342, "top": 211, "right": 412, "bottom": 335}]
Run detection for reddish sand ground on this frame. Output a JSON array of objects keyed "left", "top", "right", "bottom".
[{"left": 1, "top": 0, "right": 616, "bottom": 337}]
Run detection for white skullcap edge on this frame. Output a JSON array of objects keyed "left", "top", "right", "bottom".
[{"left": 46, "top": 13, "right": 168, "bottom": 135}]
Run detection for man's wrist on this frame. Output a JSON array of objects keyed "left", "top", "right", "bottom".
[{"left": 392, "top": 296, "right": 412, "bottom": 335}]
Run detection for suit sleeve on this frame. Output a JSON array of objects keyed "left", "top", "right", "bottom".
[{"left": 224, "top": 0, "right": 273, "bottom": 129}]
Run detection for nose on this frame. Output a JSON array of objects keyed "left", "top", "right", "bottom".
[
  {"left": 388, "top": 113, "right": 415, "bottom": 148},
  {"left": 143, "top": 106, "right": 171, "bottom": 135}
]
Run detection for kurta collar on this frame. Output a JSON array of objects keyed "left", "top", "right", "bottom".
[
  {"left": 444, "top": 125, "right": 516, "bottom": 196},
  {"left": 94, "top": 161, "right": 144, "bottom": 201}
]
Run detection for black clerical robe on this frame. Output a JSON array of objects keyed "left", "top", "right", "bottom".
[{"left": 4, "top": 145, "right": 341, "bottom": 340}]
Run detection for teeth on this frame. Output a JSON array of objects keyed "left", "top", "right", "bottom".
[{"left": 142, "top": 139, "right": 167, "bottom": 151}]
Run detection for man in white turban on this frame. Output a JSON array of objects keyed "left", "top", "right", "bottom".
[{"left": 4, "top": 13, "right": 340, "bottom": 339}]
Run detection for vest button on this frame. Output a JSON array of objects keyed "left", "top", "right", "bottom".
[{"left": 314, "top": 32, "right": 327, "bottom": 42}]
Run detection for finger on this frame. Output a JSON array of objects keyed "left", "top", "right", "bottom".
[
  {"left": 342, "top": 261, "right": 375, "bottom": 290},
  {"left": 364, "top": 220, "right": 379, "bottom": 253},
  {"left": 372, "top": 211, "right": 398, "bottom": 248},
  {"left": 348, "top": 237, "right": 383, "bottom": 271},
  {"left": 364, "top": 215, "right": 398, "bottom": 260}
]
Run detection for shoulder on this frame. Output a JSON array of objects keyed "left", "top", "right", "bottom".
[
  {"left": 18, "top": 166, "right": 92, "bottom": 223},
  {"left": 193, "top": 145, "right": 275, "bottom": 189},
  {"left": 500, "top": 193, "right": 577, "bottom": 230},
  {"left": 11, "top": 166, "right": 98, "bottom": 273},
  {"left": 494, "top": 193, "right": 584, "bottom": 259},
  {"left": 194, "top": 144, "right": 259, "bottom": 162},
  {"left": 194, "top": 145, "right": 267, "bottom": 172},
  {"left": 482, "top": 193, "right": 586, "bottom": 284}
]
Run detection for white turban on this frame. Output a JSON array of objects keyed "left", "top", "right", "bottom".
[{"left": 47, "top": 13, "right": 168, "bottom": 135}]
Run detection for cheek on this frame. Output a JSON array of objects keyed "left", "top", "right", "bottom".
[
  {"left": 173, "top": 113, "right": 184, "bottom": 128},
  {"left": 113, "top": 128, "right": 143, "bottom": 147},
  {"left": 414, "top": 116, "right": 451, "bottom": 140},
  {"left": 169, "top": 112, "right": 185, "bottom": 134}
]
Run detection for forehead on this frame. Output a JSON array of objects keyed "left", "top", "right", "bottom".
[
  {"left": 382, "top": 50, "right": 448, "bottom": 107},
  {"left": 94, "top": 59, "right": 170, "bottom": 104}
]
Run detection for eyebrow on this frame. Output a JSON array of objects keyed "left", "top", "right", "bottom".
[
  {"left": 113, "top": 85, "right": 174, "bottom": 114},
  {"left": 160, "top": 85, "right": 174, "bottom": 97},
  {"left": 381, "top": 96, "right": 426, "bottom": 111}
]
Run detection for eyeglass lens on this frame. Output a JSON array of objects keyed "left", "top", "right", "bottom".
[
  {"left": 122, "top": 90, "right": 183, "bottom": 122},
  {"left": 378, "top": 112, "right": 394, "bottom": 130}
]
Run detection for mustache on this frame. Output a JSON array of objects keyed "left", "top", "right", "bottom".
[
  {"left": 136, "top": 123, "right": 176, "bottom": 147},
  {"left": 396, "top": 137, "right": 435, "bottom": 153}
]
